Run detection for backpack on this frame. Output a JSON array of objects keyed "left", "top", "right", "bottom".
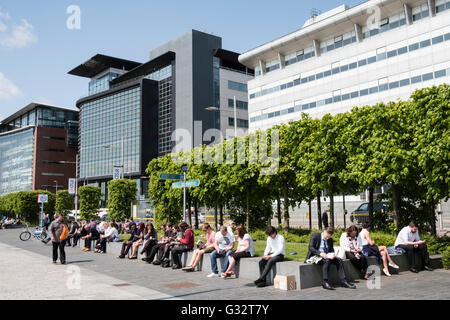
[{"left": 60, "top": 225, "right": 69, "bottom": 241}]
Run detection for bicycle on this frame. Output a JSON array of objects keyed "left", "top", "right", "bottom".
[{"left": 19, "top": 225, "right": 47, "bottom": 241}]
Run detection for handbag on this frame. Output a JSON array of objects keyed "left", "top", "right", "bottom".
[{"left": 334, "top": 246, "right": 346, "bottom": 260}]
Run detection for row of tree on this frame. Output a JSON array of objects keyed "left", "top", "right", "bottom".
[
  {"left": 0, "top": 180, "right": 138, "bottom": 224},
  {"left": 146, "top": 85, "right": 449, "bottom": 234}
]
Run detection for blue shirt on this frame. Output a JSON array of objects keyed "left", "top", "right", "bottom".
[{"left": 319, "top": 233, "right": 328, "bottom": 254}]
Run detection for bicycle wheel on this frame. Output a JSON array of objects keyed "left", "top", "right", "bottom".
[{"left": 19, "top": 231, "right": 31, "bottom": 241}]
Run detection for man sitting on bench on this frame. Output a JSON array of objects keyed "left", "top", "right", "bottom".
[
  {"left": 254, "top": 226, "right": 285, "bottom": 288},
  {"left": 306, "top": 227, "right": 356, "bottom": 290}
]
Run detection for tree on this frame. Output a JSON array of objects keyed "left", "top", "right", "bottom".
[
  {"left": 107, "top": 179, "right": 138, "bottom": 221},
  {"left": 78, "top": 185, "right": 102, "bottom": 221},
  {"left": 55, "top": 190, "right": 73, "bottom": 217}
]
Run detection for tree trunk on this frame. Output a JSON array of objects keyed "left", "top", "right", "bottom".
[
  {"left": 308, "top": 200, "right": 312, "bottom": 230},
  {"left": 317, "top": 192, "right": 322, "bottom": 230},
  {"left": 194, "top": 200, "right": 199, "bottom": 230},
  {"left": 330, "top": 193, "right": 335, "bottom": 229},
  {"left": 282, "top": 184, "right": 289, "bottom": 230},
  {"left": 277, "top": 198, "right": 282, "bottom": 227},
  {"left": 368, "top": 187, "right": 374, "bottom": 225},
  {"left": 214, "top": 204, "right": 218, "bottom": 231},
  {"left": 219, "top": 205, "right": 223, "bottom": 226},
  {"left": 391, "top": 184, "right": 400, "bottom": 234},
  {"left": 429, "top": 200, "right": 437, "bottom": 236},
  {"left": 343, "top": 194, "right": 346, "bottom": 230},
  {"left": 246, "top": 190, "right": 250, "bottom": 230}
]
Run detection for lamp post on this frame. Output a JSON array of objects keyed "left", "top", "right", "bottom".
[
  {"left": 103, "top": 137, "right": 125, "bottom": 179},
  {"left": 61, "top": 154, "right": 79, "bottom": 221},
  {"left": 205, "top": 101, "right": 239, "bottom": 138},
  {"left": 54, "top": 180, "right": 58, "bottom": 194}
]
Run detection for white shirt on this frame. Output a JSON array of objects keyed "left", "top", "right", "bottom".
[
  {"left": 395, "top": 226, "right": 420, "bottom": 247},
  {"left": 339, "top": 232, "right": 363, "bottom": 252},
  {"left": 359, "top": 229, "right": 370, "bottom": 246},
  {"left": 238, "top": 233, "right": 254, "bottom": 256},
  {"left": 264, "top": 234, "right": 285, "bottom": 257},
  {"left": 215, "top": 232, "right": 234, "bottom": 252},
  {"left": 103, "top": 227, "right": 118, "bottom": 239}
]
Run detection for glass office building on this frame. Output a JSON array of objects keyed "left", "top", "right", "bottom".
[{"left": 0, "top": 128, "right": 34, "bottom": 195}]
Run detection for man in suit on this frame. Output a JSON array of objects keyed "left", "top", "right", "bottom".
[
  {"left": 306, "top": 227, "right": 356, "bottom": 290},
  {"left": 322, "top": 210, "right": 329, "bottom": 229}
]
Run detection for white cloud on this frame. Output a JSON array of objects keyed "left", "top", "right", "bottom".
[
  {"left": 0, "top": 9, "right": 37, "bottom": 48},
  {"left": 0, "top": 72, "right": 21, "bottom": 100}
]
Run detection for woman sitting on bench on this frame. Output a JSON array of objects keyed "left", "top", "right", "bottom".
[
  {"left": 182, "top": 223, "right": 216, "bottom": 272},
  {"left": 222, "top": 225, "right": 254, "bottom": 278}
]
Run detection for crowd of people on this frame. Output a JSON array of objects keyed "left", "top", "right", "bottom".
[
  {"left": 40, "top": 212, "right": 434, "bottom": 290},
  {"left": 1, "top": 217, "right": 22, "bottom": 229}
]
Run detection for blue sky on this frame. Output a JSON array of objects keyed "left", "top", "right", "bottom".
[{"left": 0, "top": 0, "right": 363, "bottom": 119}]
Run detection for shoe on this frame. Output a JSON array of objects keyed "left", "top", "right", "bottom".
[
  {"left": 82, "top": 248, "right": 88, "bottom": 251},
  {"left": 117, "top": 255, "right": 125, "bottom": 259},
  {"left": 84, "top": 248, "right": 91, "bottom": 252},
  {"left": 141, "top": 258, "right": 148, "bottom": 262},
  {"left": 182, "top": 266, "right": 194, "bottom": 271},
  {"left": 61, "top": 261, "right": 66, "bottom": 265},
  {"left": 172, "top": 264, "right": 181, "bottom": 269},
  {"left": 254, "top": 278, "right": 264, "bottom": 285},
  {"left": 221, "top": 272, "right": 231, "bottom": 278},
  {"left": 53, "top": 261, "right": 57, "bottom": 264},
  {"left": 389, "top": 262, "right": 399, "bottom": 269},
  {"left": 152, "top": 260, "right": 161, "bottom": 265},
  {"left": 341, "top": 280, "right": 356, "bottom": 289},
  {"left": 383, "top": 268, "right": 392, "bottom": 277},
  {"left": 410, "top": 268, "right": 419, "bottom": 273},
  {"left": 207, "top": 273, "right": 219, "bottom": 278},
  {"left": 256, "top": 281, "right": 267, "bottom": 288},
  {"left": 72, "top": 244, "right": 76, "bottom": 247},
  {"left": 424, "top": 265, "right": 433, "bottom": 271},
  {"left": 128, "top": 256, "right": 137, "bottom": 260},
  {"left": 322, "top": 281, "right": 335, "bottom": 290}
]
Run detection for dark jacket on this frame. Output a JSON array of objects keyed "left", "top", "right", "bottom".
[
  {"left": 305, "top": 232, "right": 335, "bottom": 261},
  {"left": 127, "top": 228, "right": 141, "bottom": 242},
  {"left": 49, "top": 219, "right": 67, "bottom": 243}
]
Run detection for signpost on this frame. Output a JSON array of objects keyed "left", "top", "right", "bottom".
[
  {"left": 160, "top": 173, "right": 184, "bottom": 180},
  {"left": 182, "top": 166, "right": 188, "bottom": 223},
  {"left": 113, "top": 166, "right": 122, "bottom": 180},
  {"left": 37, "top": 194, "right": 48, "bottom": 227},
  {"left": 68, "top": 178, "right": 76, "bottom": 195},
  {"left": 171, "top": 180, "right": 200, "bottom": 189}
]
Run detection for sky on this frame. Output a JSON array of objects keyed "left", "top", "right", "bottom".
[{"left": 0, "top": 0, "right": 364, "bottom": 120}]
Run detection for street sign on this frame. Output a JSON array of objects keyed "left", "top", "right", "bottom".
[
  {"left": 172, "top": 180, "right": 200, "bottom": 189},
  {"left": 182, "top": 165, "right": 188, "bottom": 173},
  {"left": 37, "top": 194, "right": 48, "bottom": 203},
  {"left": 160, "top": 173, "right": 183, "bottom": 180},
  {"left": 113, "top": 166, "right": 122, "bottom": 180},
  {"left": 68, "top": 178, "right": 76, "bottom": 195}
]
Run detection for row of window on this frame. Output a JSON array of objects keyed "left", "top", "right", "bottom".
[
  {"left": 228, "top": 118, "right": 249, "bottom": 128},
  {"left": 227, "top": 99, "right": 248, "bottom": 110},
  {"left": 228, "top": 80, "right": 248, "bottom": 92},
  {"left": 42, "top": 172, "right": 65, "bottom": 177},
  {"left": 250, "top": 68, "right": 448, "bottom": 123},
  {"left": 250, "top": 30, "right": 450, "bottom": 100}
]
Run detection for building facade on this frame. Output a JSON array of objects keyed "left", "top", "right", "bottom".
[
  {"left": 69, "top": 30, "right": 253, "bottom": 206},
  {"left": 0, "top": 103, "right": 79, "bottom": 196},
  {"left": 238, "top": 0, "right": 450, "bottom": 131}
]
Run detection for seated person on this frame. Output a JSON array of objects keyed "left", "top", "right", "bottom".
[
  {"left": 394, "top": 221, "right": 433, "bottom": 273},
  {"left": 306, "top": 227, "right": 356, "bottom": 290},
  {"left": 222, "top": 225, "right": 254, "bottom": 278},
  {"left": 160, "top": 225, "right": 181, "bottom": 262},
  {"left": 129, "top": 223, "right": 146, "bottom": 259},
  {"left": 117, "top": 223, "right": 141, "bottom": 258},
  {"left": 207, "top": 225, "right": 235, "bottom": 278},
  {"left": 141, "top": 223, "right": 158, "bottom": 261},
  {"left": 340, "top": 225, "right": 370, "bottom": 280},
  {"left": 360, "top": 222, "right": 399, "bottom": 276},
  {"left": 95, "top": 222, "right": 118, "bottom": 253},
  {"left": 66, "top": 220, "right": 79, "bottom": 246},
  {"left": 183, "top": 223, "right": 216, "bottom": 271},
  {"left": 171, "top": 222, "right": 194, "bottom": 269},
  {"left": 150, "top": 222, "right": 174, "bottom": 264},
  {"left": 81, "top": 224, "right": 100, "bottom": 251},
  {"left": 254, "top": 226, "right": 284, "bottom": 288}
]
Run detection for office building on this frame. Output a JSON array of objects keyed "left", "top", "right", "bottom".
[
  {"left": 69, "top": 30, "right": 253, "bottom": 205},
  {"left": 238, "top": 0, "right": 450, "bottom": 131},
  {"left": 0, "top": 103, "right": 79, "bottom": 196}
]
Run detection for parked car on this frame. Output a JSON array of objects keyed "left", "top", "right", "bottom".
[{"left": 350, "top": 201, "right": 393, "bottom": 224}]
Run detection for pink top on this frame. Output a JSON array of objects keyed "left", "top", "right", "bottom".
[{"left": 206, "top": 231, "right": 216, "bottom": 247}]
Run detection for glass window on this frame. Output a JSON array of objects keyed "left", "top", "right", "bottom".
[
  {"left": 324, "top": 70, "right": 332, "bottom": 77},
  {"left": 379, "top": 84, "right": 388, "bottom": 91},
  {"left": 389, "top": 81, "right": 399, "bottom": 89},
  {"left": 422, "top": 72, "right": 433, "bottom": 81},
  {"left": 432, "top": 35, "right": 444, "bottom": 44},
  {"left": 316, "top": 72, "right": 324, "bottom": 79},
  {"left": 350, "top": 91, "right": 359, "bottom": 98},
  {"left": 411, "top": 75, "right": 422, "bottom": 84},
  {"left": 340, "top": 64, "right": 349, "bottom": 72},
  {"left": 420, "top": 39, "right": 431, "bottom": 48},
  {"left": 409, "top": 43, "right": 420, "bottom": 51},
  {"left": 369, "top": 86, "right": 379, "bottom": 94},
  {"left": 397, "top": 46, "right": 408, "bottom": 55},
  {"left": 435, "top": 69, "right": 446, "bottom": 78},
  {"left": 400, "top": 78, "right": 410, "bottom": 86},
  {"left": 342, "top": 93, "right": 350, "bottom": 100},
  {"left": 358, "top": 59, "right": 367, "bottom": 67},
  {"left": 360, "top": 89, "right": 369, "bottom": 96},
  {"left": 349, "top": 62, "right": 357, "bottom": 69},
  {"left": 387, "top": 50, "right": 397, "bottom": 58},
  {"left": 367, "top": 56, "right": 377, "bottom": 64}
]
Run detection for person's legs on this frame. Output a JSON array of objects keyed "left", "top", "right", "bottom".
[
  {"left": 380, "top": 249, "right": 389, "bottom": 270},
  {"left": 147, "top": 243, "right": 162, "bottom": 262},
  {"left": 188, "top": 249, "right": 199, "bottom": 266},
  {"left": 322, "top": 259, "right": 331, "bottom": 282},
  {"left": 225, "top": 256, "right": 236, "bottom": 274},
  {"left": 123, "top": 242, "right": 132, "bottom": 256},
  {"left": 130, "top": 242, "right": 139, "bottom": 258},
  {"left": 210, "top": 250, "right": 221, "bottom": 274},
  {"left": 258, "top": 255, "right": 283, "bottom": 282},
  {"left": 52, "top": 241, "right": 59, "bottom": 262},
  {"left": 100, "top": 238, "right": 107, "bottom": 253},
  {"left": 171, "top": 246, "right": 186, "bottom": 268},
  {"left": 330, "top": 258, "right": 346, "bottom": 282},
  {"left": 397, "top": 244, "right": 415, "bottom": 268},
  {"left": 418, "top": 244, "right": 431, "bottom": 267},
  {"left": 221, "top": 250, "right": 232, "bottom": 274},
  {"left": 59, "top": 240, "right": 66, "bottom": 263}
]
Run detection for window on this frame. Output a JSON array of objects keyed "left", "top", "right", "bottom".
[
  {"left": 358, "top": 59, "right": 367, "bottom": 67},
  {"left": 411, "top": 75, "right": 422, "bottom": 84},
  {"left": 397, "top": 46, "right": 408, "bottom": 55},
  {"left": 422, "top": 72, "right": 433, "bottom": 81},
  {"left": 400, "top": 78, "right": 410, "bottom": 87},
  {"left": 409, "top": 43, "right": 420, "bottom": 51},
  {"left": 387, "top": 49, "right": 397, "bottom": 58},
  {"left": 432, "top": 35, "right": 444, "bottom": 44},
  {"left": 389, "top": 81, "right": 399, "bottom": 89},
  {"left": 420, "top": 39, "right": 431, "bottom": 48},
  {"left": 435, "top": 69, "right": 446, "bottom": 78},
  {"left": 228, "top": 81, "right": 247, "bottom": 92},
  {"left": 360, "top": 89, "right": 369, "bottom": 96}
]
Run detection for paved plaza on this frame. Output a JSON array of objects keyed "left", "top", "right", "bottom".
[{"left": 0, "top": 229, "right": 449, "bottom": 300}]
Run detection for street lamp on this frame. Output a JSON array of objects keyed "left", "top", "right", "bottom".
[
  {"left": 60, "top": 154, "right": 79, "bottom": 221},
  {"left": 205, "top": 95, "right": 238, "bottom": 138},
  {"left": 54, "top": 180, "right": 58, "bottom": 194},
  {"left": 102, "top": 136, "right": 125, "bottom": 179}
]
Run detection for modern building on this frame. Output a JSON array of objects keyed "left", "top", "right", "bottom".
[
  {"left": 239, "top": 0, "right": 450, "bottom": 131},
  {"left": 69, "top": 30, "right": 253, "bottom": 207},
  {"left": 0, "top": 103, "right": 79, "bottom": 196}
]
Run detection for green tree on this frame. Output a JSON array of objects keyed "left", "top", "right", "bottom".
[
  {"left": 78, "top": 185, "right": 102, "bottom": 221},
  {"left": 107, "top": 179, "right": 138, "bottom": 221},
  {"left": 55, "top": 190, "right": 73, "bottom": 217}
]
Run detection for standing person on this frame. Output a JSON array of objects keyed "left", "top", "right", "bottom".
[
  {"left": 222, "top": 225, "right": 254, "bottom": 278},
  {"left": 322, "top": 210, "right": 329, "bottom": 229},
  {"left": 340, "top": 225, "right": 369, "bottom": 280},
  {"left": 207, "top": 226, "right": 235, "bottom": 278},
  {"left": 41, "top": 214, "right": 52, "bottom": 244},
  {"left": 141, "top": 223, "right": 158, "bottom": 261},
  {"left": 171, "top": 222, "right": 194, "bottom": 269},
  {"left": 394, "top": 221, "right": 433, "bottom": 273},
  {"left": 254, "top": 226, "right": 285, "bottom": 288},
  {"left": 183, "top": 223, "right": 216, "bottom": 272},
  {"left": 360, "top": 222, "right": 399, "bottom": 276},
  {"left": 49, "top": 213, "right": 67, "bottom": 264},
  {"left": 306, "top": 227, "right": 356, "bottom": 290}
]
